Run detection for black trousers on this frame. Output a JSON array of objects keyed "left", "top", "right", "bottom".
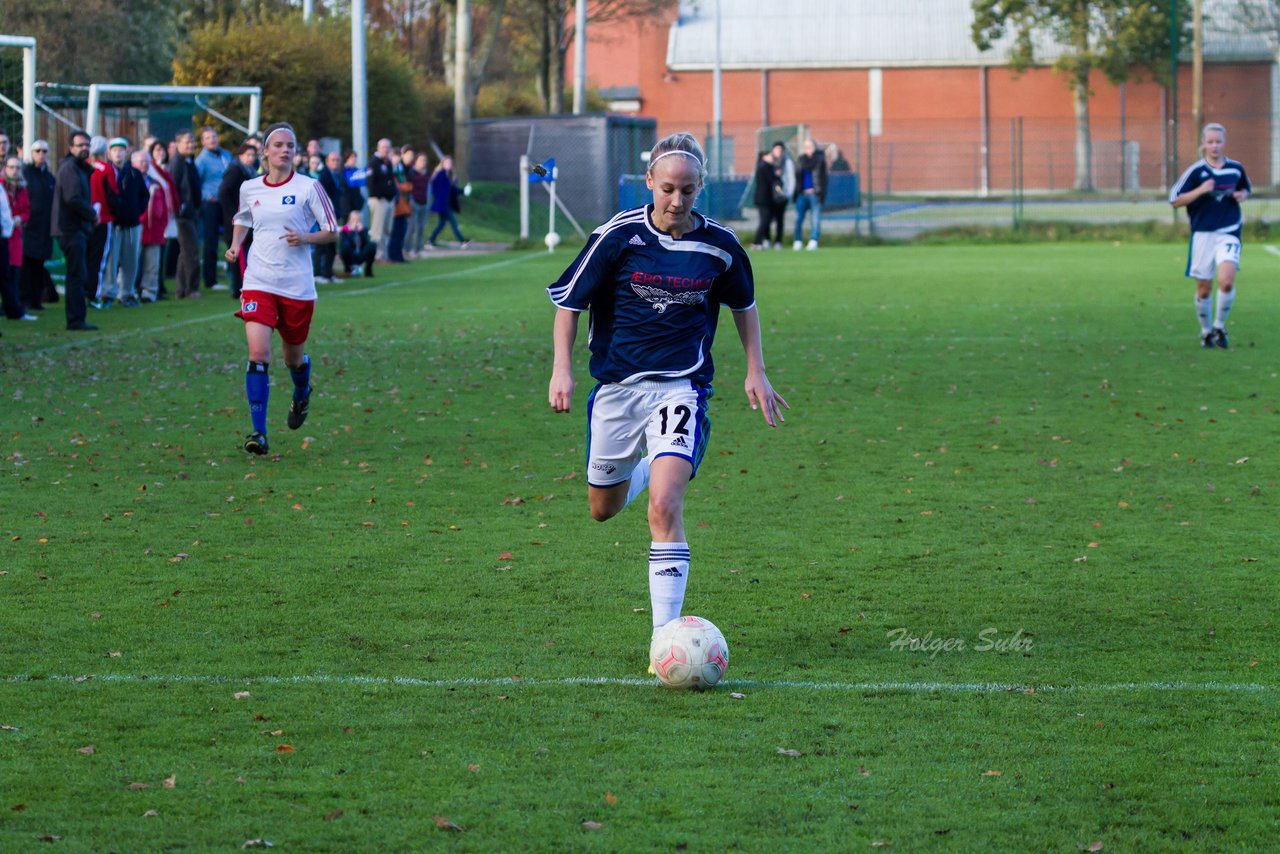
[
  {"left": 21, "top": 256, "right": 53, "bottom": 309},
  {"left": 341, "top": 243, "right": 377, "bottom": 273},
  {"left": 201, "top": 200, "right": 222, "bottom": 287},
  {"left": 57, "top": 233, "right": 90, "bottom": 328}
]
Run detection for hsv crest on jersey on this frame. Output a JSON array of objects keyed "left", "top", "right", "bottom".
[
  {"left": 631, "top": 283, "right": 706, "bottom": 313},
  {"left": 282, "top": 195, "right": 297, "bottom": 205}
]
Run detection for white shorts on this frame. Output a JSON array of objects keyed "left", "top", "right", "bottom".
[
  {"left": 1186, "top": 232, "right": 1242, "bottom": 280},
  {"left": 585, "top": 379, "right": 712, "bottom": 487}
]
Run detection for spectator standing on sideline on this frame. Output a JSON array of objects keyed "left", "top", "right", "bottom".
[
  {"left": 196, "top": 127, "right": 233, "bottom": 292},
  {"left": 52, "top": 131, "right": 98, "bottom": 331},
  {"left": 427, "top": 155, "right": 469, "bottom": 248},
  {"left": 365, "top": 138, "right": 397, "bottom": 260},
  {"left": 408, "top": 152, "right": 431, "bottom": 258},
  {"left": 767, "top": 141, "right": 794, "bottom": 251},
  {"left": 153, "top": 139, "right": 179, "bottom": 294},
  {"left": 792, "top": 138, "right": 827, "bottom": 251},
  {"left": 173, "top": 131, "right": 202, "bottom": 299},
  {"left": 219, "top": 141, "right": 260, "bottom": 297},
  {"left": 106, "top": 140, "right": 148, "bottom": 307},
  {"left": 315, "top": 150, "right": 345, "bottom": 280},
  {"left": 86, "top": 136, "right": 117, "bottom": 308},
  {"left": 342, "top": 151, "right": 366, "bottom": 220},
  {"left": 21, "top": 139, "right": 57, "bottom": 312},
  {"left": 825, "top": 143, "right": 851, "bottom": 174},
  {"left": 0, "top": 130, "right": 9, "bottom": 160},
  {"left": 1, "top": 155, "right": 34, "bottom": 322},
  {"left": 388, "top": 144, "right": 415, "bottom": 263},
  {"left": 750, "top": 149, "right": 778, "bottom": 250},
  {"left": 339, "top": 210, "right": 377, "bottom": 277},
  {"left": 139, "top": 147, "right": 175, "bottom": 303}
]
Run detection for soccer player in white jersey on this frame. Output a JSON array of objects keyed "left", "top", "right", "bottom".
[
  {"left": 1170, "top": 122, "right": 1251, "bottom": 349},
  {"left": 547, "top": 132, "right": 789, "bottom": 670},
  {"left": 224, "top": 122, "right": 338, "bottom": 455}
]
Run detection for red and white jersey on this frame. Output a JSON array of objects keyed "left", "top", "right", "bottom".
[{"left": 233, "top": 171, "right": 337, "bottom": 300}]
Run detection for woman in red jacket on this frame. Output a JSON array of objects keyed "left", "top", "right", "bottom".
[
  {"left": 137, "top": 148, "right": 175, "bottom": 303},
  {"left": 1, "top": 155, "right": 34, "bottom": 321}
]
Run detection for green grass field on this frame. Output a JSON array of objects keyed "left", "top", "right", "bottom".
[{"left": 2, "top": 243, "right": 1277, "bottom": 851}]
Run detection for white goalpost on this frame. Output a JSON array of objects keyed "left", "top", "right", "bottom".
[
  {"left": 0, "top": 34, "right": 36, "bottom": 156},
  {"left": 86, "top": 84, "right": 262, "bottom": 138}
]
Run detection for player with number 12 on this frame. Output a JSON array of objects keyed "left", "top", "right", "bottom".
[{"left": 547, "top": 132, "right": 789, "bottom": 666}]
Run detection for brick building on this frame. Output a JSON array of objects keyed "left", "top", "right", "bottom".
[{"left": 581, "top": 0, "right": 1276, "bottom": 193}]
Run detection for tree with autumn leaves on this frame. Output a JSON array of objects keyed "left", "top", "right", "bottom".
[{"left": 972, "top": 0, "right": 1192, "bottom": 192}]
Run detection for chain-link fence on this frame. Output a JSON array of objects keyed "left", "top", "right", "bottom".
[{"left": 644, "top": 113, "right": 1280, "bottom": 239}]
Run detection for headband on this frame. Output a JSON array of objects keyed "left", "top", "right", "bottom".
[
  {"left": 650, "top": 149, "right": 702, "bottom": 169},
  {"left": 264, "top": 126, "right": 294, "bottom": 146}
]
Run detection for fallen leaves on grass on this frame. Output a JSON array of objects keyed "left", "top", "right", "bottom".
[
  {"left": 234, "top": 691, "right": 251, "bottom": 700},
  {"left": 241, "top": 840, "right": 273, "bottom": 849},
  {"left": 1078, "top": 843, "right": 1103, "bottom": 852},
  {"left": 77, "top": 745, "right": 95, "bottom": 755},
  {"left": 434, "top": 816, "right": 464, "bottom": 832},
  {"left": 604, "top": 791, "right": 618, "bottom": 804},
  {"left": 163, "top": 774, "right": 176, "bottom": 789},
  {"left": 275, "top": 745, "right": 295, "bottom": 753},
  {"left": 776, "top": 747, "right": 801, "bottom": 757},
  {"left": 323, "top": 810, "right": 343, "bottom": 821},
  {"left": 981, "top": 769, "right": 1002, "bottom": 777},
  {"left": 581, "top": 820, "right": 603, "bottom": 830}
]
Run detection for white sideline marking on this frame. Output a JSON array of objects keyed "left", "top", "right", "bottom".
[
  {"left": 1264, "top": 244, "right": 1280, "bottom": 259},
  {"left": 4, "top": 673, "right": 1275, "bottom": 695},
  {"left": 21, "top": 252, "right": 544, "bottom": 357}
]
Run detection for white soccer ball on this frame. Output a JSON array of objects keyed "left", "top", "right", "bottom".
[{"left": 649, "top": 616, "right": 729, "bottom": 690}]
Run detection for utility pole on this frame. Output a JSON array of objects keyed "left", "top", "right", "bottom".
[
  {"left": 455, "top": 0, "right": 473, "bottom": 178},
  {"left": 573, "top": 0, "right": 587, "bottom": 114},
  {"left": 1192, "top": 0, "right": 1203, "bottom": 133},
  {"left": 352, "top": 0, "right": 368, "bottom": 164}
]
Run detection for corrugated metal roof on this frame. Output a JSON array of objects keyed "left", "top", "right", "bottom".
[{"left": 666, "top": 0, "right": 1275, "bottom": 70}]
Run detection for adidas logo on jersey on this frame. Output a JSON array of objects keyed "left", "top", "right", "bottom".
[
  {"left": 629, "top": 234, "right": 645, "bottom": 246},
  {"left": 654, "top": 566, "right": 683, "bottom": 577}
]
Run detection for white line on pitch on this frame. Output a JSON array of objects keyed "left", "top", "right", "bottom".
[
  {"left": 18, "top": 252, "right": 545, "bottom": 358},
  {"left": 3, "top": 673, "right": 1275, "bottom": 694},
  {"left": 1264, "top": 244, "right": 1280, "bottom": 259}
]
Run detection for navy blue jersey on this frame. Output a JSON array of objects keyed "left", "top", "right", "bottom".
[
  {"left": 1170, "top": 158, "right": 1251, "bottom": 236},
  {"left": 547, "top": 205, "right": 755, "bottom": 385}
]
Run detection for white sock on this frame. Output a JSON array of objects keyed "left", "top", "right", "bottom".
[
  {"left": 624, "top": 456, "right": 651, "bottom": 508},
  {"left": 649, "top": 542, "right": 690, "bottom": 629},
  {"left": 1214, "top": 288, "right": 1235, "bottom": 329},
  {"left": 1195, "top": 295, "right": 1213, "bottom": 334}
]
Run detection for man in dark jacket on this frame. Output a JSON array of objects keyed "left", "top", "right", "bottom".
[
  {"left": 21, "top": 139, "right": 57, "bottom": 311},
  {"left": 172, "top": 131, "right": 202, "bottom": 299},
  {"left": 365, "top": 138, "right": 397, "bottom": 260},
  {"left": 314, "top": 150, "right": 345, "bottom": 281},
  {"left": 51, "top": 131, "right": 98, "bottom": 331},
  {"left": 792, "top": 137, "right": 828, "bottom": 251},
  {"left": 218, "top": 141, "right": 259, "bottom": 298}
]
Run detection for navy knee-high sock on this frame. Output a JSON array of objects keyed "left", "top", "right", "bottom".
[
  {"left": 288, "top": 354, "right": 311, "bottom": 401},
  {"left": 246, "top": 360, "right": 269, "bottom": 434}
]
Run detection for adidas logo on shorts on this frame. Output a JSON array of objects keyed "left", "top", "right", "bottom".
[
  {"left": 629, "top": 234, "right": 645, "bottom": 246},
  {"left": 670, "top": 435, "right": 689, "bottom": 449}
]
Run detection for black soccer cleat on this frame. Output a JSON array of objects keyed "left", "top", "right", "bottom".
[
  {"left": 287, "top": 390, "right": 310, "bottom": 430},
  {"left": 1201, "top": 331, "right": 1214, "bottom": 349},
  {"left": 243, "top": 432, "right": 269, "bottom": 456},
  {"left": 1212, "top": 327, "right": 1229, "bottom": 349}
]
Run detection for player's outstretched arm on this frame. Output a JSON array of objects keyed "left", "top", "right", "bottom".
[
  {"left": 549, "top": 308, "right": 580, "bottom": 412},
  {"left": 224, "top": 224, "right": 249, "bottom": 263},
  {"left": 733, "top": 305, "right": 789, "bottom": 427}
]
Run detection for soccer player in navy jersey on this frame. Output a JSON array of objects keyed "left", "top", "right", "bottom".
[
  {"left": 225, "top": 122, "right": 339, "bottom": 455},
  {"left": 547, "top": 132, "right": 789, "bottom": 667},
  {"left": 1171, "top": 123, "right": 1251, "bottom": 349}
]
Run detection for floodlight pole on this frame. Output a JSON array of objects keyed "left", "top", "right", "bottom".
[
  {"left": 303, "top": 0, "right": 314, "bottom": 22},
  {"left": 573, "top": 0, "right": 587, "bottom": 114},
  {"left": 352, "top": 0, "right": 368, "bottom": 165}
]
